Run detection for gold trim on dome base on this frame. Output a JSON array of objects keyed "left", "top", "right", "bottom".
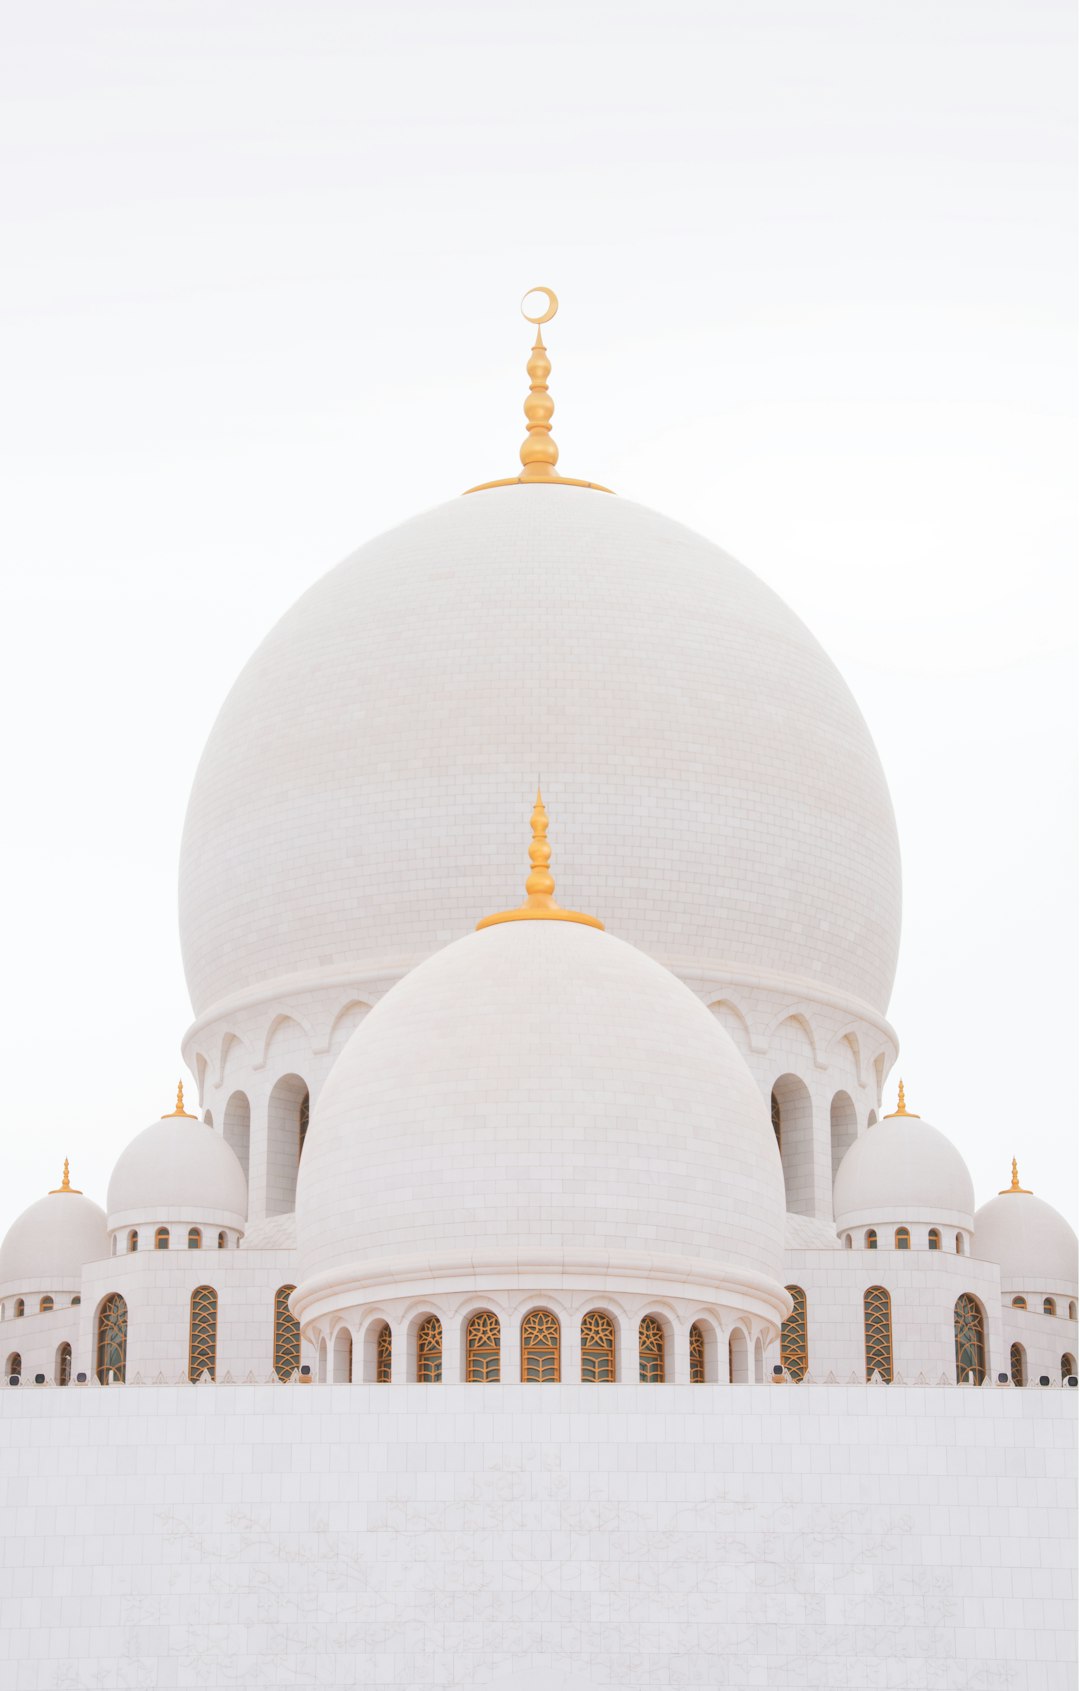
[{"left": 477, "top": 790, "right": 604, "bottom": 932}]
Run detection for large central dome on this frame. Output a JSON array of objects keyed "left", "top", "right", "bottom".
[{"left": 180, "top": 486, "right": 900, "bottom": 1019}]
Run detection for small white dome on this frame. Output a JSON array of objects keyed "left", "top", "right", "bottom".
[
  {"left": 295, "top": 916, "right": 787, "bottom": 1323},
  {"left": 0, "top": 1184, "right": 108, "bottom": 1290},
  {"left": 974, "top": 1189, "right": 1078, "bottom": 1291},
  {"left": 833, "top": 1109, "right": 974, "bottom": 1231},
  {"left": 107, "top": 1104, "right": 247, "bottom": 1225}
]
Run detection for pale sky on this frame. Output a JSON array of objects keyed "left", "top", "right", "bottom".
[{"left": 2, "top": 1, "right": 1076, "bottom": 1229}]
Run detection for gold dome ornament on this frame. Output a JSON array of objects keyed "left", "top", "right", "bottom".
[
  {"left": 477, "top": 790, "right": 604, "bottom": 930},
  {"left": 49, "top": 1158, "right": 81, "bottom": 1195},
  {"left": 999, "top": 1158, "right": 1032, "bottom": 1195},
  {"left": 162, "top": 1081, "right": 196, "bottom": 1119},
  {"left": 465, "top": 289, "right": 613, "bottom": 494},
  {"left": 883, "top": 1079, "right": 920, "bottom": 1119}
]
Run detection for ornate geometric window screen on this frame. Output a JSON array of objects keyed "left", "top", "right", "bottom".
[
  {"left": 521, "top": 1309, "right": 560, "bottom": 1382},
  {"left": 188, "top": 1228, "right": 201, "bottom": 1250},
  {"left": 781, "top": 1286, "right": 809, "bottom": 1381},
  {"left": 928, "top": 1228, "right": 941, "bottom": 1250},
  {"left": 581, "top": 1310, "right": 616, "bottom": 1382},
  {"left": 155, "top": 1227, "right": 169, "bottom": 1251},
  {"left": 865, "top": 1230, "right": 878, "bottom": 1250},
  {"left": 1063, "top": 1353, "right": 1077, "bottom": 1382},
  {"left": 56, "top": 1343, "right": 72, "bottom": 1387},
  {"left": 96, "top": 1293, "right": 128, "bottom": 1384},
  {"left": 1009, "top": 1342, "right": 1025, "bottom": 1387},
  {"left": 895, "top": 1227, "right": 910, "bottom": 1250},
  {"left": 376, "top": 1323, "right": 392, "bottom": 1383},
  {"left": 1044, "top": 1297, "right": 1056, "bottom": 1317},
  {"left": 39, "top": 1295, "right": 53, "bottom": 1312},
  {"left": 466, "top": 1311, "right": 500, "bottom": 1381},
  {"left": 863, "top": 1285, "right": 893, "bottom": 1383},
  {"left": 689, "top": 1322, "right": 705, "bottom": 1383},
  {"left": 954, "top": 1293, "right": 986, "bottom": 1384},
  {"left": 416, "top": 1315, "right": 443, "bottom": 1382},
  {"left": 638, "top": 1315, "right": 665, "bottom": 1383},
  {"left": 272, "top": 1285, "right": 301, "bottom": 1381},
  {"left": 1012, "top": 1296, "right": 1027, "bottom": 1309},
  {"left": 770, "top": 1092, "right": 782, "bottom": 1149},
  {"left": 298, "top": 1091, "right": 310, "bottom": 1162},
  {"left": 6, "top": 1353, "right": 21, "bottom": 1378},
  {"left": 188, "top": 1285, "right": 218, "bottom": 1382}
]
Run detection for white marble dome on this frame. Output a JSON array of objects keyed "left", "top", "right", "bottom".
[
  {"left": 180, "top": 487, "right": 901, "bottom": 1023},
  {"left": 975, "top": 1190, "right": 1078, "bottom": 1291},
  {"left": 293, "top": 916, "right": 787, "bottom": 1324},
  {"left": 0, "top": 1186, "right": 108, "bottom": 1293},
  {"left": 833, "top": 1110, "right": 975, "bottom": 1232},
  {"left": 107, "top": 1108, "right": 248, "bottom": 1227}
]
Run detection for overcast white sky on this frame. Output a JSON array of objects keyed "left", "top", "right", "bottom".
[{"left": 1, "top": 1, "right": 1076, "bottom": 1229}]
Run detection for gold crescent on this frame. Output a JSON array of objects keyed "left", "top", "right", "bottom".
[{"left": 521, "top": 286, "right": 558, "bottom": 326}]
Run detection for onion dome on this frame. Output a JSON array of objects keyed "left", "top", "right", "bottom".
[
  {"left": 294, "top": 801, "right": 787, "bottom": 1330},
  {"left": 106, "top": 1083, "right": 247, "bottom": 1230},
  {"left": 180, "top": 299, "right": 900, "bottom": 1027},
  {"left": 833, "top": 1083, "right": 975, "bottom": 1233},
  {"left": 0, "top": 1163, "right": 108, "bottom": 1294},
  {"left": 974, "top": 1162, "right": 1078, "bottom": 1292}
]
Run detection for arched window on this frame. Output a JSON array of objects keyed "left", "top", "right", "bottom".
[
  {"left": 1062, "top": 1353, "right": 1077, "bottom": 1382},
  {"left": 416, "top": 1315, "right": 442, "bottom": 1382},
  {"left": 14, "top": 1299, "right": 24, "bottom": 1318},
  {"left": 638, "top": 1315, "right": 665, "bottom": 1383},
  {"left": 521, "top": 1310, "right": 560, "bottom": 1382},
  {"left": 6, "top": 1353, "right": 21, "bottom": 1378},
  {"left": 70, "top": 1295, "right": 80, "bottom": 1307},
  {"left": 954, "top": 1293, "right": 986, "bottom": 1384},
  {"left": 127, "top": 1230, "right": 138, "bottom": 1253},
  {"left": 928, "top": 1229, "right": 941, "bottom": 1251},
  {"left": 217, "top": 1231, "right": 227, "bottom": 1249},
  {"left": 376, "top": 1323, "right": 392, "bottom": 1383},
  {"left": 272, "top": 1285, "right": 300, "bottom": 1381},
  {"left": 955, "top": 1233, "right": 964, "bottom": 1255},
  {"left": 770, "top": 1092, "right": 782, "bottom": 1149},
  {"left": 865, "top": 1230, "right": 878, "bottom": 1250},
  {"left": 863, "top": 1286, "right": 893, "bottom": 1383},
  {"left": 95, "top": 1293, "right": 128, "bottom": 1384},
  {"left": 844, "top": 1235, "right": 853, "bottom": 1249},
  {"left": 188, "top": 1285, "right": 218, "bottom": 1382},
  {"left": 581, "top": 1311, "right": 616, "bottom": 1382},
  {"left": 187, "top": 1228, "right": 201, "bottom": 1250},
  {"left": 1043, "top": 1297, "right": 1056, "bottom": 1317},
  {"left": 728, "top": 1328, "right": 749, "bottom": 1383},
  {"left": 39, "top": 1295, "right": 54, "bottom": 1312},
  {"left": 895, "top": 1228, "right": 910, "bottom": 1250},
  {"left": 298, "top": 1089, "right": 310, "bottom": 1161},
  {"left": 466, "top": 1311, "right": 500, "bottom": 1381},
  {"left": 56, "top": 1343, "right": 72, "bottom": 1387},
  {"left": 1012, "top": 1295, "right": 1027, "bottom": 1309},
  {"left": 154, "top": 1227, "right": 169, "bottom": 1251},
  {"left": 689, "top": 1323, "right": 705, "bottom": 1383},
  {"left": 1070, "top": 1301, "right": 1077, "bottom": 1321},
  {"left": 781, "top": 1286, "right": 809, "bottom": 1381},
  {"left": 1009, "top": 1342, "right": 1026, "bottom": 1387},
  {"left": 331, "top": 1328, "right": 352, "bottom": 1383}
]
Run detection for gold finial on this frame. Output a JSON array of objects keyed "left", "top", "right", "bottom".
[
  {"left": 49, "top": 1158, "right": 81, "bottom": 1195},
  {"left": 477, "top": 788, "right": 604, "bottom": 931},
  {"left": 464, "top": 289, "right": 613, "bottom": 495},
  {"left": 884, "top": 1079, "right": 919, "bottom": 1119},
  {"left": 1000, "top": 1157, "right": 1032, "bottom": 1195},
  {"left": 162, "top": 1080, "right": 195, "bottom": 1119}
]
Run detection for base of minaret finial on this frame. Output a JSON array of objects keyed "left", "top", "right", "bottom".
[
  {"left": 477, "top": 899, "right": 604, "bottom": 931},
  {"left": 463, "top": 473, "right": 614, "bottom": 495}
]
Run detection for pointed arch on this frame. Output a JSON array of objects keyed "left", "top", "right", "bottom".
[
  {"left": 223, "top": 1091, "right": 251, "bottom": 1187},
  {"left": 96, "top": 1293, "right": 128, "bottom": 1384},
  {"left": 260, "top": 1013, "right": 312, "bottom": 1070},
  {"left": 55, "top": 1342, "right": 72, "bottom": 1386},
  {"left": 709, "top": 999, "right": 752, "bottom": 1050},
  {"left": 521, "top": 1310, "right": 560, "bottom": 1382},
  {"left": 863, "top": 1286, "right": 892, "bottom": 1382},
  {"left": 954, "top": 1294, "right": 986, "bottom": 1384},
  {"left": 188, "top": 1286, "right": 218, "bottom": 1382},
  {"left": 766, "top": 1010, "right": 821, "bottom": 1066},
  {"left": 581, "top": 1310, "right": 617, "bottom": 1381},
  {"left": 272, "top": 1285, "right": 300, "bottom": 1380},
  {"left": 328, "top": 1000, "right": 371, "bottom": 1053},
  {"left": 331, "top": 1327, "right": 353, "bottom": 1383},
  {"left": 1009, "top": 1343, "right": 1026, "bottom": 1387},
  {"left": 465, "top": 1310, "right": 501, "bottom": 1382},
  {"left": 771, "top": 1073, "right": 815, "bottom": 1216},
  {"left": 728, "top": 1327, "right": 749, "bottom": 1383},
  {"left": 829, "top": 1091, "right": 858, "bottom": 1181},
  {"left": 780, "top": 1286, "right": 808, "bottom": 1381},
  {"left": 266, "top": 1074, "right": 309, "bottom": 1215}
]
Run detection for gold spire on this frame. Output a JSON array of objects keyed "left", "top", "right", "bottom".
[
  {"left": 465, "top": 289, "right": 613, "bottom": 494},
  {"left": 883, "top": 1079, "right": 920, "bottom": 1119},
  {"left": 999, "top": 1157, "right": 1032, "bottom": 1195},
  {"left": 162, "top": 1080, "right": 195, "bottom": 1119},
  {"left": 477, "top": 789, "right": 604, "bottom": 931},
  {"left": 49, "top": 1158, "right": 81, "bottom": 1195}
]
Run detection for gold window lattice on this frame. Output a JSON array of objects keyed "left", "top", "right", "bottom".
[
  {"left": 865, "top": 1230, "right": 878, "bottom": 1250},
  {"left": 954, "top": 1293, "right": 986, "bottom": 1385},
  {"left": 1012, "top": 1296, "right": 1027, "bottom": 1309},
  {"left": 376, "top": 1323, "right": 392, "bottom": 1383},
  {"left": 96, "top": 1292, "right": 128, "bottom": 1384},
  {"left": 781, "top": 1285, "right": 809, "bottom": 1382},
  {"left": 416, "top": 1315, "right": 443, "bottom": 1382},
  {"left": 895, "top": 1228, "right": 910, "bottom": 1250},
  {"left": 466, "top": 1311, "right": 500, "bottom": 1381},
  {"left": 273, "top": 1285, "right": 301, "bottom": 1381},
  {"left": 39, "top": 1296, "right": 53, "bottom": 1312},
  {"left": 689, "top": 1322, "right": 705, "bottom": 1384},
  {"left": 1062, "top": 1354, "right": 1076, "bottom": 1383},
  {"left": 928, "top": 1229, "right": 941, "bottom": 1250},
  {"left": 581, "top": 1311, "right": 615, "bottom": 1382},
  {"left": 638, "top": 1315, "right": 665, "bottom": 1383},
  {"left": 7, "top": 1353, "right": 21, "bottom": 1379},
  {"left": 57, "top": 1343, "right": 72, "bottom": 1387},
  {"left": 863, "top": 1285, "right": 893, "bottom": 1383},
  {"left": 155, "top": 1227, "right": 169, "bottom": 1251},
  {"left": 1009, "top": 1343, "right": 1025, "bottom": 1388},
  {"left": 1044, "top": 1298, "right": 1056, "bottom": 1317},
  {"left": 188, "top": 1285, "right": 218, "bottom": 1382},
  {"left": 521, "top": 1309, "right": 560, "bottom": 1382},
  {"left": 188, "top": 1228, "right": 201, "bottom": 1250}
]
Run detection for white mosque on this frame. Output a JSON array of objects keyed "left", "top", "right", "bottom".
[{"left": 0, "top": 293, "right": 1075, "bottom": 1690}]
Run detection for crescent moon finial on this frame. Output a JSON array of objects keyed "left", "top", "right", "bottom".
[{"left": 521, "top": 286, "right": 559, "bottom": 326}]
